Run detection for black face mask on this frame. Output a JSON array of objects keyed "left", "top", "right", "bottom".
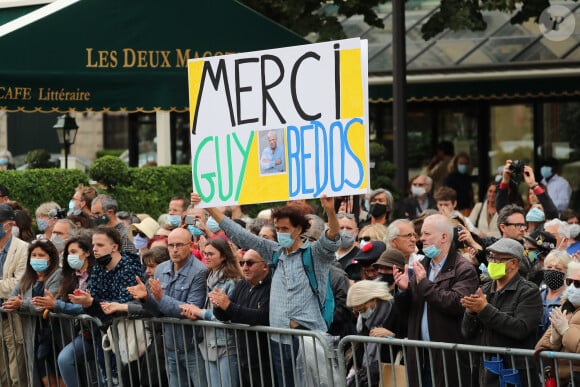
[
  {"left": 380, "top": 273, "right": 394, "bottom": 284},
  {"left": 369, "top": 203, "right": 388, "bottom": 218},
  {"left": 544, "top": 270, "right": 565, "bottom": 290},
  {"left": 96, "top": 254, "right": 113, "bottom": 267}
]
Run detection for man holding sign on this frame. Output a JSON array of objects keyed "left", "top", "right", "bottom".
[{"left": 191, "top": 192, "right": 340, "bottom": 386}]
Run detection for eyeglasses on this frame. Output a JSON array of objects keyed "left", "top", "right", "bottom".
[
  {"left": 566, "top": 278, "right": 580, "bottom": 288},
  {"left": 396, "top": 233, "right": 415, "bottom": 239},
  {"left": 352, "top": 302, "right": 369, "bottom": 314},
  {"left": 505, "top": 223, "right": 527, "bottom": 229},
  {"left": 31, "top": 238, "right": 49, "bottom": 245},
  {"left": 337, "top": 213, "right": 355, "bottom": 220},
  {"left": 357, "top": 236, "right": 371, "bottom": 243},
  {"left": 240, "top": 260, "right": 261, "bottom": 267},
  {"left": 167, "top": 242, "right": 190, "bottom": 249},
  {"left": 488, "top": 253, "right": 516, "bottom": 263}
]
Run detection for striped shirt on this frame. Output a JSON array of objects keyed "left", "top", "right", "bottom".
[{"left": 220, "top": 217, "right": 339, "bottom": 343}]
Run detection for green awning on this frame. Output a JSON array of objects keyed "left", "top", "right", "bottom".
[
  {"left": 0, "top": 4, "right": 43, "bottom": 25},
  {"left": 369, "top": 70, "right": 580, "bottom": 103},
  {"left": 0, "top": 0, "right": 307, "bottom": 113}
]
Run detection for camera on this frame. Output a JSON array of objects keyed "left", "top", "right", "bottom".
[
  {"left": 508, "top": 160, "right": 526, "bottom": 184},
  {"left": 48, "top": 208, "right": 67, "bottom": 219},
  {"left": 184, "top": 215, "right": 200, "bottom": 226}
]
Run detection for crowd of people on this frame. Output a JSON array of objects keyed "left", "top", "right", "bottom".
[{"left": 0, "top": 154, "right": 578, "bottom": 387}]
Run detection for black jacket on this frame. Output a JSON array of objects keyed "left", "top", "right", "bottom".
[{"left": 396, "top": 195, "right": 436, "bottom": 220}]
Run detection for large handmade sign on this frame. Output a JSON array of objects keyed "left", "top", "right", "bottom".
[{"left": 188, "top": 38, "right": 369, "bottom": 207}]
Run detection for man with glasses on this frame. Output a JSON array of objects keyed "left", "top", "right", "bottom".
[
  {"left": 497, "top": 204, "right": 527, "bottom": 242},
  {"left": 385, "top": 219, "right": 417, "bottom": 262},
  {"left": 136, "top": 227, "right": 208, "bottom": 387},
  {"left": 211, "top": 249, "right": 272, "bottom": 387},
  {"left": 461, "top": 238, "right": 542, "bottom": 386}
]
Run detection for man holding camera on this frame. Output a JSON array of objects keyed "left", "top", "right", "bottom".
[{"left": 496, "top": 160, "right": 558, "bottom": 220}]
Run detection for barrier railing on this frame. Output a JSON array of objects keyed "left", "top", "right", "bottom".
[{"left": 3, "top": 309, "right": 580, "bottom": 387}]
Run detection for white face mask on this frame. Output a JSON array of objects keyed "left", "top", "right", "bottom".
[
  {"left": 359, "top": 307, "right": 375, "bottom": 319},
  {"left": 567, "top": 284, "right": 580, "bottom": 305},
  {"left": 411, "top": 186, "right": 426, "bottom": 197}
]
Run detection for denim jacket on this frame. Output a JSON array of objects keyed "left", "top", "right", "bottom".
[{"left": 143, "top": 255, "right": 207, "bottom": 352}]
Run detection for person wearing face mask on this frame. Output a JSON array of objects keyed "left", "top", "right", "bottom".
[
  {"left": 60, "top": 227, "right": 144, "bottom": 385},
  {"left": 34, "top": 201, "right": 61, "bottom": 240},
  {"left": 525, "top": 204, "right": 546, "bottom": 234},
  {"left": 335, "top": 213, "right": 360, "bottom": 277},
  {"left": 537, "top": 250, "right": 570, "bottom": 340},
  {"left": 523, "top": 229, "right": 557, "bottom": 285},
  {"left": 358, "top": 188, "right": 393, "bottom": 228},
  {"left": 540, "top": 157, "right": 572, "bottom": 214},
  {"left": 396, "top": 175, "right": 437, "bottom": 220},
  {"left": 443, "top": 152, "right": 474, "bottom": 216},
  {"left": 192, "top": 192, "right": 340, "bottom": 387},
  {"left": 346, "top": 280, "right": 404, "bottom": 387},
  {"left": 461, "top": 238, "right": 542, "bottom": 387},
  {"left": 373, "top": 248, "right": 406, "bottom": 293},
  {"left": 90, "top": 194, "right": 138, "bottom": 255},
  {"left": 3, "top": 239, "right": 62, "bottom": 387},
  {"left": 165, "top": 196, "right": 189, "bottom": 230},
  {"left": 50, "top": 219, "right": 78, "bottom": 256},
  {"left": 130, "top": 217, "right": 160, "bottom": 255},
  {"left": 536, "top": 261, "right": 580, "bottom": 385},
  {"left": 393, "top": 213, "right": 478, "bottom": 387},
  {"left": 0, "top": 204, "right": 29, "bottom": 387}
]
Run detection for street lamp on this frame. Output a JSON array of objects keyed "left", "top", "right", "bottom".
[{"left": 53, "top": 113, "right": 79, "bottom": 169}]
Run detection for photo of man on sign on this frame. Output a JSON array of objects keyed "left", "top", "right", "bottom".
[{"left": 260, "top": 129, "right": 285, "bottom": 174}]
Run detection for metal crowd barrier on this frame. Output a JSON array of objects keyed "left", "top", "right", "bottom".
[
  {"left": 4, "top": 309, "right": 580, "bottom": 387},
  {"left": 338, "top": 335, "right": 580, "bottom": 387}
]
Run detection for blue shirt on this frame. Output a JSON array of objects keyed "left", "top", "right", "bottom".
[
  {"left": 420, "top": 256, "right": 447, "bottom": 341},
  {"left": 260, "top": 145, "right": 285, "bottom": 173},
  {"left": 220, "top": 217, "right": 339, "bottom": 343},
  {"left": 542, "top": 174, "right": 572, "bottom": 213},
  {"left": 143, "top": 255, "right": 207, "bottom": 351}
]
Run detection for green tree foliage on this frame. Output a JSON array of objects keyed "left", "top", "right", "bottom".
[
  {"left": 240, "top": 0, "right": 385, "bottom": 41},
  {"left": 241, "top": 0, "right": 564, "bottom": 41},
  {"left": 88, "top": 156, "right": 129, "bottom": 189}
]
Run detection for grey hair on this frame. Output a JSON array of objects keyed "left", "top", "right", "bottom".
[
  {"left": 385, "top": 219, "right": 413, "bottom": 247},
  {"left": 92, "top": 194, "right": 118, "bottom": 213},
  {"left": 427, "top": 213, "right": 453, "bottom": 241},
  {"left": 35, "top": 202, "right": 61, "bottom": 217},
  {"left": 369, "top": 188, "right": 394, "bottom": 211},
  {"left": 567, "top": 261, "right": 580, "bottom": 277},
  {"left": 545, "top": 218, "right": 571, "bottom": 239},
  {"left": 55, "top": 219, "right": 79, "bottom": 237}
]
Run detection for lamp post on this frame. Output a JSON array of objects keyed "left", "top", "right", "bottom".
[{"left": 53, "top": 113, "right": 79, "bottom": 169}]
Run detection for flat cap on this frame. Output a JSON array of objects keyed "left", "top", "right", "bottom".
[{"left": 488, "top": 238, "right": 524, "bottom": 259}]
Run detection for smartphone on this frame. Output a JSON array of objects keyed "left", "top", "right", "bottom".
[{"left": 184, "top": 215, "right": 200, "bottom": 226}]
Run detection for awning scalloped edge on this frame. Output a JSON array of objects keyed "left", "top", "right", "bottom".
[
  {"left": 0, "top": 106, "right": 190, "bottom": 113},
  {"left": 369, "top": 90, "right": 580, "bottom": 104}
]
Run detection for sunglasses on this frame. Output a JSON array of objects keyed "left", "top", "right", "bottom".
[
  {"left": 566, "top": 278, "right": 580, "bottom": 288},
  {"left": 337, "top": 213, "right": 355, "bottom": 220},
  {"left": 240, "top": 260, "right": 261, "bottom": 267},
  {"left": 132, "top": 231, "right": 147, "bottom": 238},
  {"left": 357, "top": 236, "right": 371, "bottom": 243}
]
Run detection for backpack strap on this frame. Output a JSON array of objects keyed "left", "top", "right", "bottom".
[{"left": 301, "top": 246, "right": 323, "bottom": 310}]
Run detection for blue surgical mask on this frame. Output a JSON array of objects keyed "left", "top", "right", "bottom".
[
  {"left": 423, "top": 244, "right": 441, "bottom": 259},
  {"left": 540, "top": 166, "right": 553, "bottom": 179},
  {"left": 0, "top": 158, "right": 8, "bottom": 165},
  {"left": 526, "top": 207, "right": 545, "bottom": 222},
  {"left": 0, "top": 225, "right": 6, "bottom": 240},
  {"left": 167, "top": 214, "right": 181, "bottom": 227},
  {"left": 457, "top": 164, "right": 468, "bottom": 174},
  {"left": 67, "top": 254, "right": 84, "bottom": 270},
  {"left": 277, "top": 232, "right": 295, "bottom": 248},
  {"left": 206, "top": 217, "right": 220, "bottom": 233},
  {"left": 30, "top": 258, "right": 49, "bottom": 273},
  {"left": 188, "top": 225, "right": 204, "bottom": 237},
  {"left": 495, "top": 175, "right": 502, "bottom": 183},
  {"left": 133, "top": 234, "right": 148, "bottom": 250},
  {"left": 567, "top": 284, "right": 580, "bottom": 306},
  {"left": 68, "top": 200, "right": 75, "bottom": 211},
  {"left": 37, "top": 218, "right": 49, "bottom": 232}
]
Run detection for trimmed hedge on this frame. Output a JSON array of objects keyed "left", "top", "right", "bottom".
[{"left": 0, "top": 169, "right": 89, "bottom": 213}]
